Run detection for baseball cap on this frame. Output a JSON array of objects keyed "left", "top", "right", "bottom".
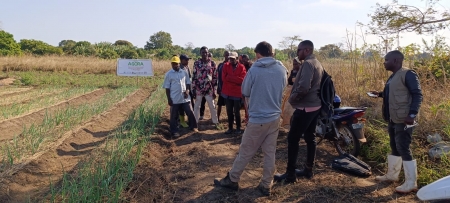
[
  {"left": 171, "top": 56, "right": 180, "bottom": 63},
  {"left": 228, "top": 52, "right": 238, "bottom": 59},
  {"left": 180, "top": 54, "right": 191, "bottom": 60}
]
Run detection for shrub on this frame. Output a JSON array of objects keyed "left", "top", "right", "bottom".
[
  {"left": 98, "top": 49, "right": 119, "bottom": 59},
  {"left": 0, "top": 30, "right": 22, "bottom": 56},
  {"left": 19, "top": 39, "right": 63, "bottom": 55}
]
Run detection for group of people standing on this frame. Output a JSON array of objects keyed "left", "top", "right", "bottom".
[
  {"left": 163, "top": 46, "right": 253, "bottom": 137},
  {"left": 164, "top": 39, "right": 422, "bottom": 197}
]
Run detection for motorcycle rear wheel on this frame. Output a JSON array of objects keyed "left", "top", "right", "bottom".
[{"left": 335, "top": 125, "right": 361, "bottom": 156}]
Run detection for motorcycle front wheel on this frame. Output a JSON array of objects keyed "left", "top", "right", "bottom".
[{"left": 335, "top": 125, "right": 361, "bottom": 156}]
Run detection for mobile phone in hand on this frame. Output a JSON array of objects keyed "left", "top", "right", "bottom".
[{"left": 367, "top": 92, "right": 378, "bottom": 98}]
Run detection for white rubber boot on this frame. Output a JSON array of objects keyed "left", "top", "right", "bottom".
[
  {"left": 395, "top": 160, "right": 418, "bottom": 193},
  {"left": 375, "top": 155, "right": 402, "bottom": 182}
]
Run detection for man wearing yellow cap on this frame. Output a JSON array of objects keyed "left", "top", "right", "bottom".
[{"left": 163, "top": 56, "right": 198, "bottom": 137}]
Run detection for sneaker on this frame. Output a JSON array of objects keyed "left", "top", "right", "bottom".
[
  {"left": 225, "top": 129, "right": 233, "bottom": 134},
  {"left": 214, "top": 123, "right": 220, "bottom": 130},
  {"left": 214, "top": 173, "right": 239, "bottom": 191},
  {"left": 256, "top": 183, "right": 271, "bottom": 196},
  {"left": 235, "top": 129, "right": 243, "bottom": 134},
  {"left": 199, "top": 116, "right": 204, "bottom": 120},
  {"left": 191, "top": 128, "right": 199, "bottom": 132}
]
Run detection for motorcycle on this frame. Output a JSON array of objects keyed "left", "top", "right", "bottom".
[{"left": 315, "top": 95, "right": 367, "bottom": 156}]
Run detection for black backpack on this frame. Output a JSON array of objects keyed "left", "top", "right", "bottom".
[{"left": 319, "top": 69, "right": 336, "bottom": 119}]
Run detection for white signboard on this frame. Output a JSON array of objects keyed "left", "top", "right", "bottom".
[{"left": 116, "top": 59, "right": 153, "bottom": 76}]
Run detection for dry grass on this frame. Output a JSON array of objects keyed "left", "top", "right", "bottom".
[
  {"left": 2, "top": 55, "right": 448, "bottom": 137},
  {"left": 0, "top": 55, "right": 171, "bottom": 75}
]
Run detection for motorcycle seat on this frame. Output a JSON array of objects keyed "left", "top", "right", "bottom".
[{"left": 334, "top": 107, "right": 367, "bottom": 114}]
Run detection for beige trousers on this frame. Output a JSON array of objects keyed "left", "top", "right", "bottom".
[
  {"left": 229, "top": 117, "right": 280, "bottom": 188},
  {"left": 194, "top": 95, "right": 218, "bottom": 124}
]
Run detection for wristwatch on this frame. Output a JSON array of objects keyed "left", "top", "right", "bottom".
[{"left": 409, "top": 114, "right": 417, "bottom": 118}]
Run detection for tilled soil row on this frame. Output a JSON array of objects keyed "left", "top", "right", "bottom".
[
  {"left": 0, "top": 87, "right": 34, "bottom": 98},
  {"left": 0, "top": 88, "right": 107, "bottom": 142},
  {"left": 0, "top": 88, "right": 67, "bottom": 107},
  {"left": 124, "top": 106, "right": 421, "bottom": 203},
  {"left": 0, "top": 88, "right": 152, "bottom": 202}
]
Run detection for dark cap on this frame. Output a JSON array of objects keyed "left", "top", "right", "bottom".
[{"left": 180, "top": 54, "right": 192, "bottom": 60}]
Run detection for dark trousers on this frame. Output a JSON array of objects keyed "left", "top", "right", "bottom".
[
  {"left": 388, "top": 121, "right": 413, "bottom": 161},
  {"left": 179, "top": 92, "right": 195, "bottom": 116},
  {"left": 287, "top": 109, "right": 320, "bottom": 174},
  {"left": 200, "top": 97, "right": 206, "bottom": 117},
  {"left": 170, "top": 102, "right": 197, "bottom": 133},
  {"left": 225, "top": 98, "right": 242, "bottom": 130}
]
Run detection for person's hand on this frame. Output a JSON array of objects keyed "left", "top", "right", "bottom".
[
  {"left": 367, "top": 91, "right": 379, "bottom": 98},
  {"left": 183, "top": 91, "right": 189, "bottom": 99},
  {"left": 404, "top": 116, "right": 415, "bottom": 125},
  {"left": 168, "top": 99, "right": 173, "bottom": 106}
]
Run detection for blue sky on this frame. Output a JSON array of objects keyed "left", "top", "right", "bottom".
[{"left": 1, "top": 0, "right": 449, "bottom": 50}]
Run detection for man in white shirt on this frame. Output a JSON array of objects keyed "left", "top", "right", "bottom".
[{"left": 163, "top": 56, "right": 198, "bottom": 137}]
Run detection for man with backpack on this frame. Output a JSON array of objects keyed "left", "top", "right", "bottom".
[{"left": 274, "top": 40, "right": 324, "bottom": 183}]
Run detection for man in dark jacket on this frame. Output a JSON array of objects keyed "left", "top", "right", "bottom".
[
  {"left": 274, "top": 40, "right": 323, "bottom": 183},
  {"left": 369, "top": 50, "right": 422, "bottom": 194}
]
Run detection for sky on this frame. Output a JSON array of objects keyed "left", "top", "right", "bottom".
[{"left": 1, "top": 0, "right": 449, "bottom": 50}]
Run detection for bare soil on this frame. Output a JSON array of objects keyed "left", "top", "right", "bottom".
[
  {"left": 124, "top": 106, "right": 423, "bottom": 203},
  {"left": 0, "top": 89, "right": 107, "bottom": 142},
  {"left": 0, "top": 88, "right": 153, "bottom": 202},
  {"left": 0, "top": 78, "right": 16, "bottom": 86}
]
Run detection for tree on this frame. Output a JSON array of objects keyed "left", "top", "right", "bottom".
[
  {"left": 225, "top": 44, "right": 235, "bottom": 51},
  {"left": 237, "top": 47, "right": 256, "bottom": 60},
  {"left": 0, "top": 30, "right": 22, "bottom": 56},
  {"left": 75, "top": 41, "right": 92, "bottom": 48},
  {"left": 120, "top": 49, "right": 138, "bottom": 59},
  {"left": 58, "top": 40, "right": 76, "bottom": 54},
  {"left": 98, "top": 49, "right": 119, "bottom": 59},
  {"left": 278, "top": 35, "right": 302, "bottom": 59},
  {"left": 19, "top": 39, "right": 63, "bottom": 55},
  {"left": 185, "top": 42, "right": 195, "bottom": 50},
  {"left": 114, "top": 40, "right": 133, "bottom": 47},
  {"left": 144, "top": 31, "right": 173, "bottom": 50},
  {"left": 366, "top": 0, "right": 450, "bottom": 36},
  {"left": 319, "top": 44, "right": 343, "bottom": 58}
]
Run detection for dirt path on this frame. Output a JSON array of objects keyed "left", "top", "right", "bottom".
[
  {"left": 125, "top": 106, "right": 422, "bottom": 202},
  {"left": 0, "top": 88, "right": 153, "bottom": 202},
  {"left": 0, "top": 89, "right": 107, "bottom": 142}
]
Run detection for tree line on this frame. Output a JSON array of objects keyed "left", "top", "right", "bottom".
[{"left": 0, "top": 28, "right": 353, "bottom": 62}]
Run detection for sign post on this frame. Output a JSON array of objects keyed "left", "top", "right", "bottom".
[
  {"left": 116, "top": 59, "right": 153, "bottom": 87},
  {"left": 116, "top": 59, "right": 154, "bottom": 77}
]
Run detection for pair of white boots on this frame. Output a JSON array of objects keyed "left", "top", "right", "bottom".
[{"left": 375, "top": 155, "right": 418, "bottom": 193}]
